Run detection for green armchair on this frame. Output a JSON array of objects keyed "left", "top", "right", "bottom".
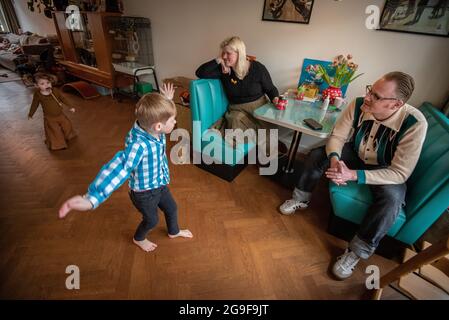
[{"left": 189, "top": 79, "right": 256, "bottom": 181}]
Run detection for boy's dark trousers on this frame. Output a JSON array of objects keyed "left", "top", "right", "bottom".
[{"left": 129, "top": 186, "right": 180, "bottom": 241}]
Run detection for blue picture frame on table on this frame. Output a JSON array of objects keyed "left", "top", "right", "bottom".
[{"left": 298, "top": 58, "right": 349, "bottom": 97}]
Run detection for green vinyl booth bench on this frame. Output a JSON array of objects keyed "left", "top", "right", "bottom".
[
  {"left": 328, "top": 102, "right": 449, "bottom": 255},
  {"left": 189, "top": 79, "right": 257, "bottom": 181}
]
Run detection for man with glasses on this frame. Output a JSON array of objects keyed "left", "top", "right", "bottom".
[{"left": 279, "top": 72, "right": 428, "bottom": 280}]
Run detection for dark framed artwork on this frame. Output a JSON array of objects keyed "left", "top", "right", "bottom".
[
  {"left": 262, "top": 0, "right": 314, "bottom": 24},
  {"left": 379, "top": 0, "right": 449, "bottom": 37}
]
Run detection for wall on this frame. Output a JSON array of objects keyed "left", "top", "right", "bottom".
[{"left": 13, "top": 0, "right": 56, "bottom": 36}]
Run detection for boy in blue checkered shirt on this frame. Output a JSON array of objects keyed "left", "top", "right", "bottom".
[{"left": 58, "top": 83, "right": 193, "bottom": 252}]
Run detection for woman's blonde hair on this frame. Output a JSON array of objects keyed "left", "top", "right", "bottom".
[
  {"left": 135, "top": 93, "right": 176, "bottom": 129},
  {"left": 220, "top": 36, "right": 250, "bottom": 80}
]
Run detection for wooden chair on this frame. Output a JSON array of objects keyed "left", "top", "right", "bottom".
[{"left": 371, "top": 236, "right": 449, "bottom": 300}]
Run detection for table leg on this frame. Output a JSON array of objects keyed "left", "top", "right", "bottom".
[{"left": 283, "top": 131, "right": 302, "bottom": 173}]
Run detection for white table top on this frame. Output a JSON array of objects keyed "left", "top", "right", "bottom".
[{"left": 253, "top": 97, "right": 346, "bottom": 139}]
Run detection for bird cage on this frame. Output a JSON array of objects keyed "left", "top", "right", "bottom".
[
  {"left": 107, "top": 16, "right": 154, "bottom": 68},
  {"left": 107, "top": 16, "right": 159, "bottom": 94}
]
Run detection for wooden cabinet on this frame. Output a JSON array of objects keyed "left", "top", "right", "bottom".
[{"left": 53, "top": 11, "right": 122, "bottom": 89}]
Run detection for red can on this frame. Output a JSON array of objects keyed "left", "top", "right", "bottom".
[{"left": 276, "top": 96, "right": 288, "bottom": 110}]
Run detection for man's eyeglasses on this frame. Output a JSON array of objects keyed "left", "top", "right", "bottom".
[{"left": 366, "top": 85, "right": 399, "bottom": 101}]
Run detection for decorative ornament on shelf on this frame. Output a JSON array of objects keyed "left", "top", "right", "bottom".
[
  {"left": 307, "top": 54, "right": 364, "bottom": 104},
  {"left": 27, "top": 0, "right": 56, "bottom": 19}
]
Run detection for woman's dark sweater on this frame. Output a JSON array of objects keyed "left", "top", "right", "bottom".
[{"left": 195, "top": 59, "right": 279, "bottom": 105}]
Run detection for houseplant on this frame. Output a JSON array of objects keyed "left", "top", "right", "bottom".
[{"left": 307, "top": 54, "right": 363, "bottom": 104}]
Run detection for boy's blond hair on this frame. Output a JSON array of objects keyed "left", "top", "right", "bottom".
[{"left": 135, "top": 93, "right": 176, "bottom": 129}]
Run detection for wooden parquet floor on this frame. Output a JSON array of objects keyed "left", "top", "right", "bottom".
[{"left": 0, "top": 81, "right": 402, "bottom": 300}]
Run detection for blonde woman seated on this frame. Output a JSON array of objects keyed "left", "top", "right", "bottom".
[{"left": 196, "top": 36, "right": 285, "bottom": 153}]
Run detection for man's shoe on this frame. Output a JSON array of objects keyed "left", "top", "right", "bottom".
[
  {"left": 332, "top": 249, "right": 360, "bottom": 280},
  {"left": 279, "top": 199, "right": 309, "bottom": 215}
]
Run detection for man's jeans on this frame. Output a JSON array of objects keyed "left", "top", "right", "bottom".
[
  {"left": 129, "top": 186, "right": 180, "bottom": 241},
  {"left": 293, "top": 143, "right": 406, "bottom": 259}
]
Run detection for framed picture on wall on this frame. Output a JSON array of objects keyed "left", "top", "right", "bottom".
[
  {"left": 262, "top": 0, "right": 314, "bottom": 24},
  {"left": 379, "top": 0, "right": 449, "bottom": 37}
]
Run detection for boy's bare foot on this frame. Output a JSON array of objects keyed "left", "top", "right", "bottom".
[
  {"left": 133, "top": 238, "right": 158, "bottom": 252},
  {"left": 168, "top": 229, "right": 193, "bottom": 239}
]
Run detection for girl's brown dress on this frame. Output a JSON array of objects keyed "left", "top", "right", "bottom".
[{"left": 28, "top": 88, "right": 77, "bottom": 150}]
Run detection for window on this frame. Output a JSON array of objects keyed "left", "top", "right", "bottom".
[{"left": 0, "top": 2, "right": 10, "bottom": 33}]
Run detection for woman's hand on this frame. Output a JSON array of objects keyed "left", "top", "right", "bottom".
[
  {"left": 216, "top": 57, "right": 230, "bottom": 75},
  {"left": 69, "top": 108, "right": 76, "bottom": 113},
  {"left": 221, "top": 64, "right": 231, "bottom": 75},
  {"left": 161, "top": 82, "right": 175, "bottom": 100},
  {"left": 59, "top": 195, "right": 93, "bottom": 219}
]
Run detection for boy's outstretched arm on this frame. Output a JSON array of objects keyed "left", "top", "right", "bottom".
[
  {"left": 59, "top": 195, "right": 93, "bottom": 219},
  {"left": 58, "top": 142, "right": 145, "bottom": 219}
]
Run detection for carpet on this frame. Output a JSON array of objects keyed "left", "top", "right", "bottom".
[{"left": 0, "top": 68, "right": 22, "bottom": 83}]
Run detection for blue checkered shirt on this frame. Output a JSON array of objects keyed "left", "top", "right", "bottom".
[{"left": 85, "top": 121, "right": 170, "bottom": 209}]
